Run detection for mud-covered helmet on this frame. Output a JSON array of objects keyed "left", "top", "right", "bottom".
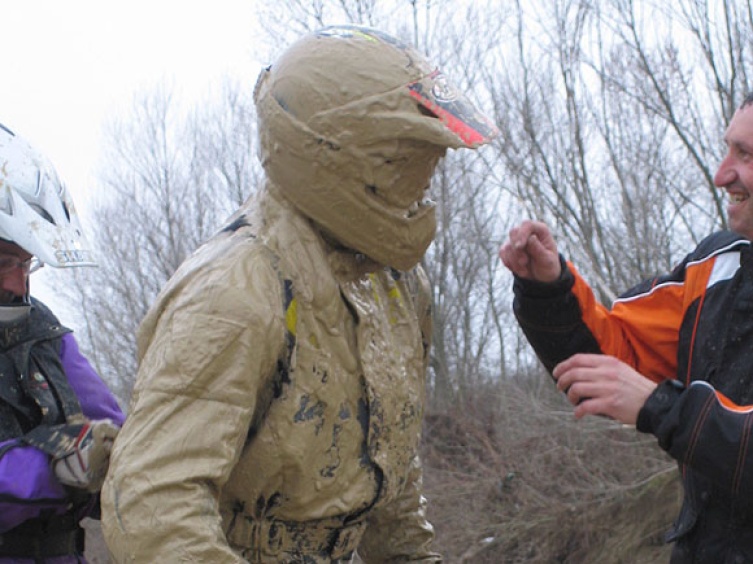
[
  {"left": 0, "top": 123, "right": 95, "bottom": 268},
  {"left": 254, "top": 24, "right": 497, "bottom": 270}
]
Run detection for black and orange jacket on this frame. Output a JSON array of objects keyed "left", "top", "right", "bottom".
[{"left": 513, "top": 231, "right": 753, "bottom": 554}]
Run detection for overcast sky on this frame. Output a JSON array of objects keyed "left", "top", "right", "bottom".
[
  {"left": 3, "top": 0, "right": 263, "bottom": 209},
  {"left": 2, "top": 0, "right": 264, "bottom": 324}
]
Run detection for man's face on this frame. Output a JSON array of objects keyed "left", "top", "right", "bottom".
[
  {"left": 715, "top": 104, "right": 753, "bottom": 240},
  {"left": 0, "top": 240, "right": 32, "bottom": 303}
]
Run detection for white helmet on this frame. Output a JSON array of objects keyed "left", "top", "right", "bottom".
[
  {"left": 255, "top": 25, "right": 498, "bottom": 270},
  {"left": 0, "top": 123, "right": 95, "bottom": 268}
]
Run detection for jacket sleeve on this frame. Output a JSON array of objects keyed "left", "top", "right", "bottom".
[
  {"left": 357, "top": 455, "right": 441, "bottom": 563},
  {"left": 60, "top": 332, "right": 125, "bottom": 426},
  {"left": 0, "top": 440, "right": 69, "bottom": 533},
  {"left": 638, "top": 379, "right": 753, "bottom": 500},
  {"left": 512, "top": 256, "right": 602, "bottom": 373},
  {"left": 101, "top": 249, "right": 286, "bottom": 563},
  {"left": 513, "top": 256, "right": 683, "bottom": 382}
]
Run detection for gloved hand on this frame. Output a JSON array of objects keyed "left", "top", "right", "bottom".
[{"left": 52, "top": 419, "right": 120, "bottom": 492}]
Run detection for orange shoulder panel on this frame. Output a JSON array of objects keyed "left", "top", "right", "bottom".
[{"left": 568, "top": 260, "right": 710, "bottom": 384}]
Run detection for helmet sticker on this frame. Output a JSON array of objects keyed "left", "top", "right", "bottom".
[{"left": 408, "top": 70, "right": 498, "bottom": 147}]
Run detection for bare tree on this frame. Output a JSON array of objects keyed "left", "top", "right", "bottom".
[{"left": 486, "top": 0, "right": 751, "bottom": 304}]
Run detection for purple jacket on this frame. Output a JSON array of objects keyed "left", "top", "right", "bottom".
[{"left": 0, "top": 332, "right": 125, "bottom": 536}]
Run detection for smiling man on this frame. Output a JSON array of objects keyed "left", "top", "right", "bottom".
[{"left": 499, "top": 95, "right": 753, "bottom": 563}]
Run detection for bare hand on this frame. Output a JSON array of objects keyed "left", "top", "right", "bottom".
[
  {"left": 552, "top": 354, "right": 657, "bottom": 425},
  {"left": 499, "top": 220, "right": 561, "bottom": 282}
]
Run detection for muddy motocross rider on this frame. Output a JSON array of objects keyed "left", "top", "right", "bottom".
[{"left": 101, "top": 25, "right": 497, "bottom": 562}]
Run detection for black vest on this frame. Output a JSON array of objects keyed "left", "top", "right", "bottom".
[{"left": 0, "top": 299, "right": 82, "bottom": 443}]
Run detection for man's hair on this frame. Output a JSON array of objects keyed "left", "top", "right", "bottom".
[{"left": 740, "top": 93, "right": 753, "bottom": 109}]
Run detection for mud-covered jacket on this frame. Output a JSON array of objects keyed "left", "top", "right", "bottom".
[
  {"left": 102, "top": 187, "right": 440, "bottom": 563},
  {"left": 513, "top": 231, "right": 753, "bottom": 563},
  {"left": 0, "top": 299, "right": 125, "bottom": 561}
]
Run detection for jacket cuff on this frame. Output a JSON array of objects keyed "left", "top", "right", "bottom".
[
  {"left": 636, "top": 379, "right": 685, "bottom": 435},
  {"left": 513, "top": 256, "right": 583, "bottom": 331},
  {"left": 512, "top": 255, "right": 572, "bottom": 298}
]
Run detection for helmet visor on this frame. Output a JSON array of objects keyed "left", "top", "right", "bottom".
[{"left": 407, "top": 69, "right": 498, "bottom": 148}]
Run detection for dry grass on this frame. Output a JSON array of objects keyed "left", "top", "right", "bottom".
[{"left": 421, "top": 379, "right": 681, "bottom": 563}]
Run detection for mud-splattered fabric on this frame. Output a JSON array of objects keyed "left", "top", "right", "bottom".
[{"left": 102, "top": 188, "right": 440, "bottom": 563}]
